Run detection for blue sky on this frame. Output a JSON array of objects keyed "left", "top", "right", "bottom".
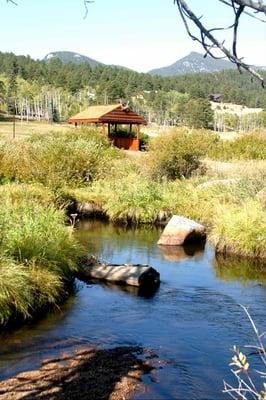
[{"left": 0, "top": 0, "right": 265, "bottom": 71}]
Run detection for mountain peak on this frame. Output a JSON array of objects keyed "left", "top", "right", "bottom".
[
  {"left": 149, "top": 52, "right": 233, "bottom": 76},
  {"left": 43, "top": 51, "right": 102, "bottom": 67}
]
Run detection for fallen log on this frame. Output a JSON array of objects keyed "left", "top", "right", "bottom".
[{"left": 79, "top": 257, "right": 160, "bottom": 288}]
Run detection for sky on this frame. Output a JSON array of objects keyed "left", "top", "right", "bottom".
[{"left": 0, "top": 0, "right": 265, "bottom": 72}]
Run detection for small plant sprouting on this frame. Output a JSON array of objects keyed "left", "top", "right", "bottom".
[{"left": 223, "top": 305, "right": 266, "bottom": 400}]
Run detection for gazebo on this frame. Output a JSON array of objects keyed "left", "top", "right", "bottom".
[{"left": 69, "top": 104, "right": 147, "bottom": 151}]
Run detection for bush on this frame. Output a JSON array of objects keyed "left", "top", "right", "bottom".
[
  {"left": 209, "top": 132, "right": 266, "bottom": 160},
  {"left": 146, "top": 128, "right": 218, "bottom": 180},
  {"left": 0, "top": 128, "right": 121, "bottom": 188}
]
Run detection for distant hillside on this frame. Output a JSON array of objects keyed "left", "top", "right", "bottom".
[
  {"left": 149, "top": 52, "right": 235, "bottom": 76},
  {"left": 43, "top": 51, "right": 131, "bottom": 70},
  {"left": 43, "top": 51, "right": 103, "bottom": 67},
  {"left": 0, "top": 51, "right": 265, "bottom": 109}
]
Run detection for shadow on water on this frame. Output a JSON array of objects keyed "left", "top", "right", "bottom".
[{"left": 0, "top": 346, "right": 153, "bottom": 400}]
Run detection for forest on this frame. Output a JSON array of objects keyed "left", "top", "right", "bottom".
[{"left": 0, "top": 51, "right": 265, "bottom": 128}]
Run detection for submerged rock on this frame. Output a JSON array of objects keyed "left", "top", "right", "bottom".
[{"left": 157, "top": 215, "right": 206, "bottom": 246}]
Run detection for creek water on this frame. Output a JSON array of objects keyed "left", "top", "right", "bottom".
[{"left": 0, "top": 220, "right": 265, "bottom": 399}]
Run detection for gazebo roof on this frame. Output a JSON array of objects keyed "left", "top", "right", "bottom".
[{"left": 69, "top": 104, "right": 147, "bottom": 125}]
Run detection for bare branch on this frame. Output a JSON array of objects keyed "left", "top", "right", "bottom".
[
  {"left": 174, "top": 0, "right": 265, "bottom": 86},
  {"left": 219, "top": 0, "right": 266, "bottom": 22},
  {"left": 83, "top": 0, "right": 94, "bottom": 19},
  {"left": 6, "top": 0, "right": 18, "bottom": 5},
  {"left": 232, "top": 3, "right": 245, "bottom": 67},
  {"left": 234, "top": 0, "right": 266, "bottom": 12}
]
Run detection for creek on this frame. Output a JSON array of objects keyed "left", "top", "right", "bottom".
[{"left": 0, "top": 220, "right": 265, "bottom": 399}]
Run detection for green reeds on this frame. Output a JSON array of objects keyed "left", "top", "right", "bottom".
[
  {"left": 0, "top": 187, "right": 84, "bottom": 326},
  {"left": 210, "top": 199, "right": 266, "bottom": 260}
]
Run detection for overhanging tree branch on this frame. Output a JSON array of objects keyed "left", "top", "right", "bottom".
[
  {"left": 174, "top": 0, "right": 265, "bottom": 86},
  {"left": 6, "top": 0, "right": 18, "bottom": 5},
  {"left": 83, "top": 0, "right": 94, "bottom": 19},
  {"left": 234, "top": 0, "right": 266, "bottom": 13}
]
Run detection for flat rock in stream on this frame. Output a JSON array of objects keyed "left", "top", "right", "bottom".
[{"left": 157, "top": 215, "right": 206, "bottom": 246}]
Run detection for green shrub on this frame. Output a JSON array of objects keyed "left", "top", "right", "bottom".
[
  {"left": 147, "top": 128, "right": 219, "bottom": 180},
  {"left": 209, "top": 132, "right": 266, "bottom": 160}
]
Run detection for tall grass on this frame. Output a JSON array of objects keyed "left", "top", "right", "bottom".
[
  {"left": 210, "top": 199, "right": 266, "bottom": 260},
  {"left": 0, "top": 128, "right": 121, "bottom": 188},
  {"left": 0, "top": 257, "right": 63, "bottom": 325},
  {"left": 72, "top": 174, "right": 167, "bottom": 225},
  {"left": 0, "top": 186, "right": 84, "bottom": 326}
]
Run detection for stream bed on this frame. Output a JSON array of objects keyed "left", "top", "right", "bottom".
[{"left": 0, "top": 220, "right": 265, "bottom": 399}]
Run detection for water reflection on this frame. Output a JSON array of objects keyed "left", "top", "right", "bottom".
[
  {"left": 82, "top": 279, "right": 160, "bottom": 299},
  {"left": 214, "top": 255, "right": 266, "bottom": 285},
  {"left": 158, "top": 242, "right": 205, "bottom": 262}
]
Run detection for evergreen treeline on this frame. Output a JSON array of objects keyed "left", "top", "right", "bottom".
[{"left": 0, "top": 51, "right": 265, "bottom": 126}]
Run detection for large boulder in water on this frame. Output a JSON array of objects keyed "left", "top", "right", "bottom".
[{"left": 157, "top": 215, "right": 206, "bottom": 246}]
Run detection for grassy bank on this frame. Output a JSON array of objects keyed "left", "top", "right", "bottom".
[
  {"left": 69, "top": 169, "right": 265, "bottom": 260},
  {"left": 0, "top": 184, "right": 84, "bottom": 326},
  {"left": 0, "top": 126, "right": 265, "bottom": 326},
  {"left": 65, "top": 128, "right": 265, "bottom": 260}
]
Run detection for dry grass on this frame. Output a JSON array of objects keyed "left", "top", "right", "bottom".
[
  {"left": 204, "top": 159, "right": 266, "bottom": 180},
  {"left": 0, "top": 120, "right": 74, "bottom": 138}
]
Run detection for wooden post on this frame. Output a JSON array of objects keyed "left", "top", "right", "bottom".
[
  {"left": 136, "top": 125, "right": 140, "bottom": 140},
  {"left": 115, "top": 123, "right": 117, "bottom": 133},
  {"left": 129, "top": 123, "right": 132, "bottom": 133},
  {"left": 12, "top": 110, "right": 16, "bottom": 139},
  {"left": 108, "top": 123, "right": 111, "bottom": 136}
]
